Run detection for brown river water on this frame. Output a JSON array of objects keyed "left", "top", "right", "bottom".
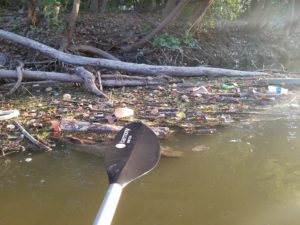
[{"left": 1, "top": 118, "right": 300, "bottom": 225}]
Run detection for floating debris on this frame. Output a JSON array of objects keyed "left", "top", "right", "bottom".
[
  {"left": 63, "top": 93, "right": 72, "bottom": 101},
  {"left": 25, "top": 158, "right": 32, "bottom": 162},
  {"left": 192, "top": 145, "right": 210, "bottom": 152}
]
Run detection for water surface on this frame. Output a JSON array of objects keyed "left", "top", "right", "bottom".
[{"left": 1, "top": 119, "right": 300, "bottom": 225}]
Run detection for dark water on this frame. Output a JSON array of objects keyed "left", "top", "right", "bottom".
[{"left": 1, "top": 119, "right": 300, "bottom": 225}]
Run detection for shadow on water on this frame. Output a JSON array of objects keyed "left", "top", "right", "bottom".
[{"left": 1, "top": 119, "right": 300, "bottom": 225}]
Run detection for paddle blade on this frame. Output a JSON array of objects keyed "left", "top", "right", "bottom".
[{"left": 104, "top": 122, "right": 160, "bottom": 187}]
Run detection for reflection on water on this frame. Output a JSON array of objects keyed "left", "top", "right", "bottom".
[{"left": 1, "top": 119, "right": 300, "bottom": 225}]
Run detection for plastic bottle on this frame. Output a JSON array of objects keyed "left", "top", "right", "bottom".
[
  {"left": 267, "top": 86, "right": 288, "bottom": 94},
  {"left": 220, "top": 83, "right": 235, "bottom": 90}
]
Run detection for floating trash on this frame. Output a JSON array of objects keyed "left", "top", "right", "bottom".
[
  {"left": 267, "top": 86, "right": 288, "bottom": 94},
  {"left": 192, "top": 145, "right": 210, "bottom": 152},
  {"left": 63, "top": 93, "right": 72, "bottom": 101}
]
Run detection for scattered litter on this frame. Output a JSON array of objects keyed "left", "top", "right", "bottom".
[
  {"left": 192, "top": 145, "right": 210, "bottom": 152},
  {"left": 63, "top": 93, "right": 72, "bottom": 101},
  {"left": 220, "top": 83, "right": 236, "bottom": 90},
  {"left": 180, "top": 95, "right": 189, "bottom": 102},
  {"left": 220, "top": 115, "right": 235, "bottom": 123},
  {"left": 25, "top": 158, "right": 32, "bottom": 162},
  {"left": 267, "top": 86, "right": 288, "bottom": 94},
  {"left": 229, "top": 139, "right": 242, "bottom": 143},
  {"left": 289, "top": 103, "right": 299, "bottom": 109},
  {"left": 193, "top": 86, "right": 209, "bottom": 94},
  {"left": 176, "top": 112, "right": 186, "bottom": 120},
  {"left": 45, "top": 87, "right": 52, "bottom": 92},
  {"left": 0, "top": 110, "right": 20, "bottom": 120},
  {"left": 6, "top": 124, "right": 16, "bottom": 130},
  {"left": 114, "top": 107, "right": 134, "bottom": 119}
]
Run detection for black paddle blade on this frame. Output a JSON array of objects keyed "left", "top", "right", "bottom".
[{"left": 104, "top": 122, "right": 160, "bottom": 187}]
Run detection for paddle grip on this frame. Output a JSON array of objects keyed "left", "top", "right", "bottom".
[{"left": 92, "top": 183, "right": 123, "bottom": 225}]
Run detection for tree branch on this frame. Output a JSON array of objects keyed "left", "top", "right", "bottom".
[{"left": 0, "top": 29, "right": 270, "bottom": 77}]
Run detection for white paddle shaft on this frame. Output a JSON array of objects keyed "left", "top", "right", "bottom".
[{"left": 93, "top": 183, "right": 123, "bottom": 225}]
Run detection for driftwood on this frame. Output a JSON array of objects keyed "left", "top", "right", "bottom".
[
  {"left": 0, "top": 81, "right": 61, "bottom": 89},
  {"left": 72, "top": 45, "right": 120, "bottom": 61},
  {"left": 4, "top": 64, "right": 23, "bottom": 97},
  {"left": 256, "top": 78, "right": 300, "bottom": 86},
  {"left": 0, "top": 29, "right": 270, "bottom": 77},
  {"left": 74, "top": 67, "right": 108, "bottom": 98},
  {"left": 13, "top": 121, "right": 52, "bottom": 152},
  {"left": 0, "top": 69, "right": 171, "bottom": 89},
  {"left": 59, "top": 119, "right": 170, "bottom": 138}
]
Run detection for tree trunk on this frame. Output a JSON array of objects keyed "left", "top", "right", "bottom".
[
  {"left": 27, "top": 0, "right": 38, "bottom": 26},
  {"left": 60, "top": 0, "right": 81, "bottom": 51},
  {"left": 0, "top": 29, "right": 270, "bottom": 77},
  {"left": 89, "top": 0, "right": 99, "bottom": 13},
  {"left": 188, "top": 0, "right": 214, "bottom": 30},
  {"left": 100, "top": 0, "right": 108, "bottom": 14},
  {"left": 121, "top": 0, "right": 191, "bottom": 52},
  {"left": 162, "top": 0, "right": 177, "bottom": 19}
]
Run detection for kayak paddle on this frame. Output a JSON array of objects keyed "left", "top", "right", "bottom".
[{"left": 92, "top": 122, "right": 160, "bottom": 225}]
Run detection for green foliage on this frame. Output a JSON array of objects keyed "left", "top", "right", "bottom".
[
  {"left": 0, "top": 0, "right": 26, "bottom": 8},
  {"left": 29, "top": 25, "right": 42, "bottom": 33},
  {"left": 154, "top": 32, "right": 198, "bottom": 51},
  {"left": 182, "top": 32, "right": 197, "bottom": 48},
  {"left": 208, "top": 0, "right": 250, "bottom": 21},
  {"left": 43, "top": 0, "right": 65, "bottom": 32},
  {"left": 154, "top": 33, "right": 182, "bottom": 51},
  {"left": 11, "top": 24, "right": 21, "bottom": 32}
]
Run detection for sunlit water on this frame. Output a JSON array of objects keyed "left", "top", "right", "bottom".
[{"left": 1, "top": 119, "right": 300, "bottom": 225}]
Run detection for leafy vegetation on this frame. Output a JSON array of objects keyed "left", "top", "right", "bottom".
[{"left": 153, "top": 33, "right": 182, "bottom": 51}]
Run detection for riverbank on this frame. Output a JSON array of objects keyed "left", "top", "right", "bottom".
[{"left": 1, "top": 11, "right": 300, "bottom": 157}]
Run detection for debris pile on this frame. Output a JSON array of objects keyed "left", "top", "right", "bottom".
[{"left": 1, "top": 76, "right": 298, "bottom": 158}]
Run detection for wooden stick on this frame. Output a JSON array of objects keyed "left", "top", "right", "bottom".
[
  {"left": 97, "top": 71, "right": 103, "bottom": 91},
  {"left": 59, "top": 119, "right": 170, "bottom": 138},
  {"left": 4, "top": 63, "right": 23, "bottom": 97},
  {"left": 72, "top": 45, "right": 120, "bottom": 61},
  {"left": 0, "top": 69, "right": 170, "bottom": 88},
  {"left": 13, "top": 121, "right": 52, "bottom": 152},
  {"left": 74, "top": 67, "right": 109, "bottom": 98}
]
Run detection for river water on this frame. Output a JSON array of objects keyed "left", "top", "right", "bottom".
[{"left": 1, "top": 119, "right": 300, "bottom": 225}]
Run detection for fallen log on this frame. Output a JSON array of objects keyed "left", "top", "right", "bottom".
[
  {"left": 0, "top": 29, "right": 270, "bottom": 77},
  {"left": 256, "top": 78, "right": 300, "bottom": 86},
  {"left": 0, "top": 69, "right": 170, "bottom": 88},
  {"left": 59, "top": 119, "right": 170, "bottom": 138},
  {"left": 71, "top": 45, "right": 120, "bottom": 61}
]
